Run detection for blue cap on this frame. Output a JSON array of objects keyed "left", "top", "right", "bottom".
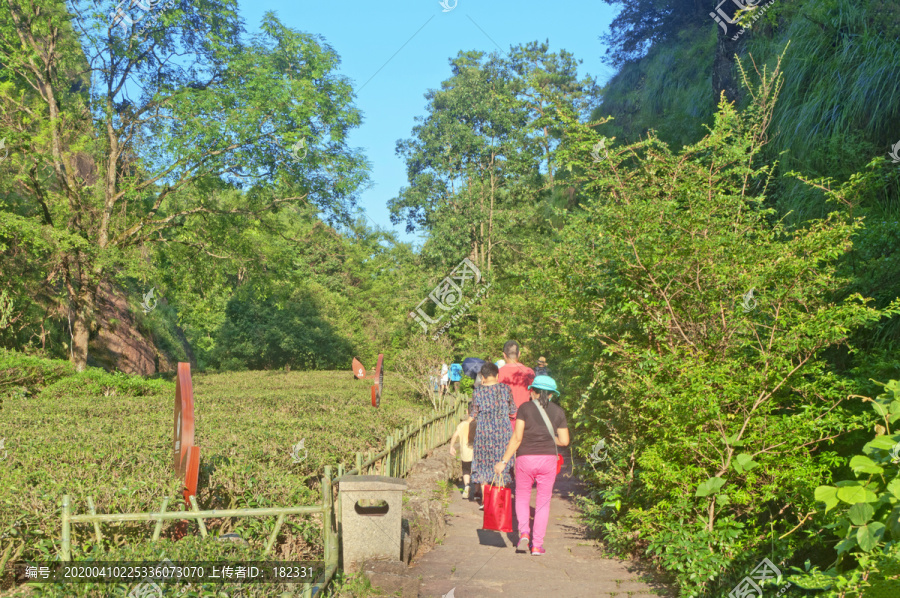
[{"left": 528, "top": 375, "right": 559, "bottom": 396}]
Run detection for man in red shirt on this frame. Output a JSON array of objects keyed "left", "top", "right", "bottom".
[{"left": 498, "top": 340, "right": 535, "bottom": 423}]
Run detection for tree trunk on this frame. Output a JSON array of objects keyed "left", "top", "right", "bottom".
[
  {"left": 64, "top": 253, "right": 97, "bottom": 372},
  {"left": 479, "top": 175, "right": 486, "bottom": 274},
  {"left": 488, "top": 161, "right": 495, "bottom": 274},
  {"left": 71, "top": 303, "right": 91, "bottom": 372},
  {"left": 712, "top": 30, "right": 741, "bottom": 106},
  {"left": 543, "top": 122, "right": 552, "bottom": 185}
]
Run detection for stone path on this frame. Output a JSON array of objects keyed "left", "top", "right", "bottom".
[{"left": 410, "top": 461, "right": 672, "bottom": 598}]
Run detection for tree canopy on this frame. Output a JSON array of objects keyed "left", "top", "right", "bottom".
[{"left": 2, "top": 1, "right": 900, "bottom": 594}]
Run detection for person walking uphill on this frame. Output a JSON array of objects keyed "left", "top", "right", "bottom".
[
  {"left": 498, "top": 340, "right": 535, "bottom": 422},
  {"left": 449, "top": 412, "right": 475, "bottom": 498},
  {"left": 470, "top": 362, "right": 517, "bottom": 506},
  {"left": 494, "top": 375, "right": 569, "bottom": 556},
  {"left": 449, "top": 362, "right": 463, "bottom": 394},
  {"left": 440, "top": 362, "right": 449, "bottom": 398}
]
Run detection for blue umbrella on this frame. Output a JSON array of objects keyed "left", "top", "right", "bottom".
[{"left": 461, "top": 357, "right": 485, "bottom": 379}]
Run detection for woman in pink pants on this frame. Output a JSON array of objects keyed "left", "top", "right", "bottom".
[{"left": 494, "top": 375, "right": 569, "bottom": 556}]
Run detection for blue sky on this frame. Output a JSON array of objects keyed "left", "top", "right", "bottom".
[{"left": 235, "top": 0, "right": 620, "bottom": 245}]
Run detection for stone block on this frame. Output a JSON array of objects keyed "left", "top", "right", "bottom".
[{"left": 337, "top": 475, "right": 407, "bottom": 572}]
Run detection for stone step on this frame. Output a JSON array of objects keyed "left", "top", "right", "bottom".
[
  {"left": 364, "top": 569, "right": 419, "bottom": 598},
  {"left": 352, "top": 442, "right": 672, "bottom": 598}
]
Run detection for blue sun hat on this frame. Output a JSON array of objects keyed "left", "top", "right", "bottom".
[{"left": 528, "top": 375, "right": 559, "bottom": 397}]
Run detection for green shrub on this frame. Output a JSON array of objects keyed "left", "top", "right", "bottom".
[
  {"left": 791, "top": 380, "right": 900, "bottom": 595},
  {"left": 0, "top": 349, "right": 75, "bottom": 398},
  {"left": 545, "top": 55, "right": 900, "bottom": 596},
  {"left": 39, "top": 368, "right": 172, "bottom": 399},
  {"left": 645, "top": 512, "right": 748, "bottom": 593}
]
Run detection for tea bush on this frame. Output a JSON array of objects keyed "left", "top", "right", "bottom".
[
  {"left": 38, "top": 368, "right": 171, "bottom": 399},
  {"left": 0, "top": 361, "right": 433, "bottom": 596},
  {"left": 0, "top": 349, "right": 75, "bottom": 399}
]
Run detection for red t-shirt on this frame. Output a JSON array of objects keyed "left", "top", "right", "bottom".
[{"left": 498, "top": 362, "right": 535, "bottom": 419}]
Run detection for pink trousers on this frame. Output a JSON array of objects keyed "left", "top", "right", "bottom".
[{"left": 514, "top": 454, "right": 557, "bottom": 548}]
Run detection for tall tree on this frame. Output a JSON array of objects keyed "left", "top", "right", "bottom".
[
  {"left": 390, "top": 43, "right": 598, "bottom": 265},
  {"left": 507, "top": 40, "right": 600, "bottom": 189},
  {"left": 390, "top": 43, "right": 598, "bottom": 347},
  {"left": 600, "top": 0, "right": 746, "bottom": 102},
  {"left": 390, "top": 50, "right": 531, "bottom": 275},
  {"left": 0, "top": 0, "right": 366, "bottom": 369},
  {"left": 600, "top": 0, "right": 709, "bottom": 66}
]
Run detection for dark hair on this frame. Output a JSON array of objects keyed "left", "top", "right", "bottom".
[
  {"left": 535, "top": 389, "right": 552, "bottom": 410},
  {"left": 480, "top": 362, "right": 499, "bottom": 378},
  {"left": 503, "top": 340, "right": 519, "bottom": 359}
]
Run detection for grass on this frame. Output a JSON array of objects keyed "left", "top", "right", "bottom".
[
  {"left": 594, "top": 1, "right": 900, "bottom": 228},
  {"left": 324, "top": 571, "right": 376, "bottom": 597},
  {"left": 0, "top": 358, "right": 434, "bottom": 597},
  {"left": 742, "top": 0, "right": 900, "bottom": 225}
]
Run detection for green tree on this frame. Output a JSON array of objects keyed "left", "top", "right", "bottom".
[
  {"left": 150, "top": 192, "right": 423, "bottom": 370},
  {"left": 210, "top": 282, "right": 353, "bottom": 370},
  {"left": 541, "top": 55, "right": 900, "bottom": 594},
  {"left": 0, "top": 0, "right": 366, "bottom": 369},
  {"left": 391, "top": 43, "right": 598, "bottom": 351},
  {"left": 390, "top": 50, "right": 531, "bottom": 273},
  {"left": 600, "top": 0, "right": 708, "bottom": 67}
]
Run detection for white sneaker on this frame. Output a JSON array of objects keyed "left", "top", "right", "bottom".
[{"left": 462, "top": 486, "right": 470, "bottom": 499}]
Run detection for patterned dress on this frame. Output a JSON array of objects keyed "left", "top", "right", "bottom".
[{"left": 470, "top": 383, "right": 517, "bottom": 486}]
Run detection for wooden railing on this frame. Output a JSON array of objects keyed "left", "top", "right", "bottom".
[
  {"left": 62, "top": 467, "right": 336, "bottom": 598},
  {"left": 335, "top": 395, "right": 468, "bottom": 480},
  {"left": 59, "top": 396, "right": 467, "bottom": 597}
]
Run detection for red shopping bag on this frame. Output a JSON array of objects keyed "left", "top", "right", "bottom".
[{"left": 482, "top": 476, "right": 513, "bottom": 532}]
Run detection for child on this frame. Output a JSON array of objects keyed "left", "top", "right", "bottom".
[{"left": 449, "top": 411, "right": 475, "bottom": 498}]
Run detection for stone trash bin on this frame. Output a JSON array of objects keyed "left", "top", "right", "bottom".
[{"left": 336, "top": 475, "right": 408, "bottom": 572}]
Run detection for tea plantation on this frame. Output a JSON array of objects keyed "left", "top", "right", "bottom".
[{"left": 0, "top": 353, "right": 434, "bottom": 596}]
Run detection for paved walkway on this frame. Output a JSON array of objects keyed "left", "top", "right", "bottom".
[{"left": 411, "top": 464, "right": 671, "bottom": 598}]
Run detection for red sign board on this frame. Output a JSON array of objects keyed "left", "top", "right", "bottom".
[
  {"left": 183, "top": 445, "right": 200, "bottom": 505},
  {"left": 371, "top": 353, "right": 383, "bottom": 407},
  {"left": 352, "top": 357, "right": 366, "bottom": 379},
  {"left": 173, "top": 363, "right": 195, "bottom": 476}
]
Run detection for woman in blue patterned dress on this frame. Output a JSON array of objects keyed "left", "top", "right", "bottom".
[{"left": 470, "top": 362, "right": 517, "bottom": 504}]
